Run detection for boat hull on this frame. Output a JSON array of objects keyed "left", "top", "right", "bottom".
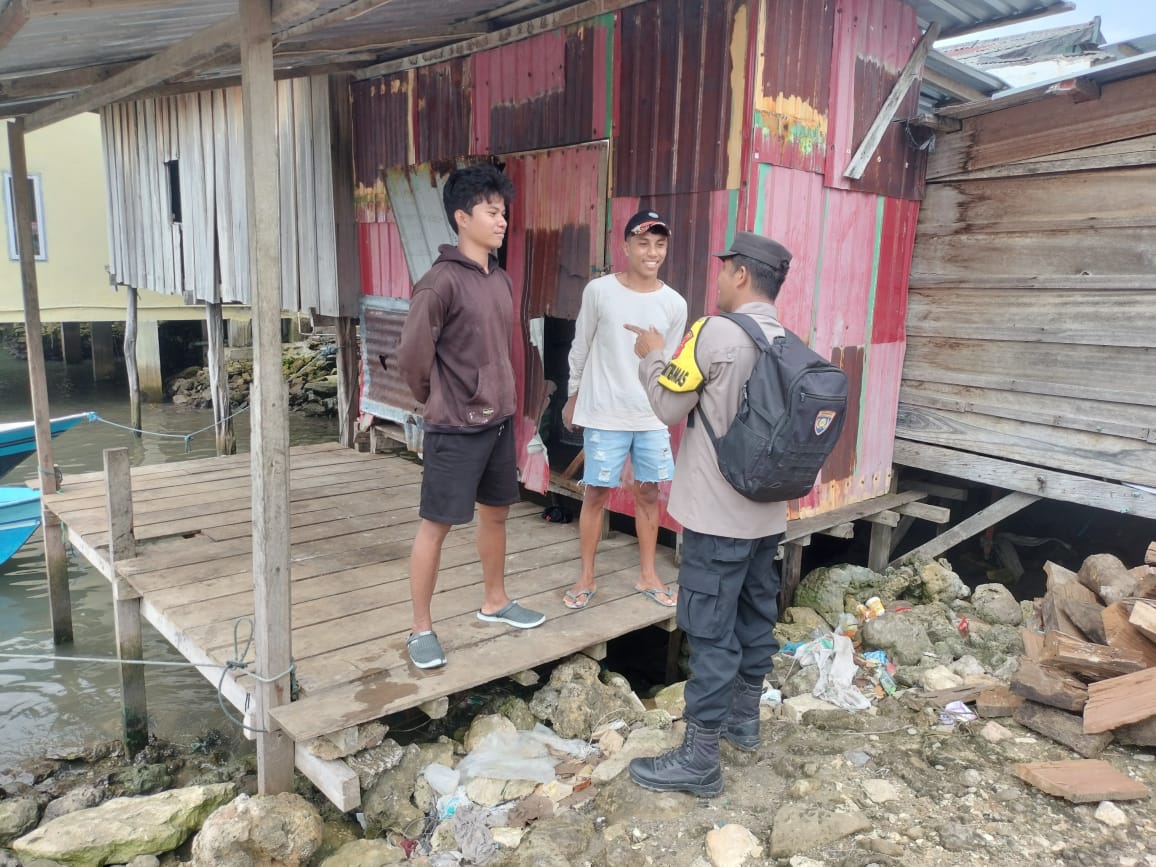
[{"left": 0, "top": 487, "right": 42, "bottom": 565}]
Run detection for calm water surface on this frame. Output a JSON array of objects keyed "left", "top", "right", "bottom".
[{"left": 0, "top": 351, "right": 337, "bottom": 770}]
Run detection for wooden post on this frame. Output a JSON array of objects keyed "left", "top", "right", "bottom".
[
  {"left": 868, "top": 521, "right": 893, "bottom": 572},
  {"left": 7, "top": 117, "right": 72, "bottom": 643},
  {"left": 241, "top": 0, "right": 294, "bottom": 795},
  {"left": 335, "top": 316, "right": 358, "bottom": 449},
  {"left": 104, "top": 447, "right": 148, "bottom": 756},
  {"left": 206, "top": 301, "right": 236, "bottom": 455},
  {"left": 780, "top": 541, "right": 805, "bottom": 608},
  {"left": 124, "top": 286, "right": 141, "bottom": 435}
]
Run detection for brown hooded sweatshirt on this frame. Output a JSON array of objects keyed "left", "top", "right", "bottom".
[{"left": 397, "top": 245, "right": 517, "bottom": 433}]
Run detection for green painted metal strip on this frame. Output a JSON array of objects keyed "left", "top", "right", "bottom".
[
  {"left": 854, "top": 195, "right": 886, "bottom": 463},
  {"left": 753, "top": 162, "right": 771, "bottom": 235},
  {"left": 726, "top": 189, "right": 739, "bottom": 248}
]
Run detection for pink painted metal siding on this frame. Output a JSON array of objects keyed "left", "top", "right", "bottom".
[
  {"left": 614, "top": 0, "right": 741, "bottom": 196},
  {"left": 503, "top": 143, "right": 609, "bottom": 494},
  {"left": 824, "top": 0, "right": 924, "bottom": 199},
  {"left": 471, "top": 17, "right": 611, "bottom": 155},
  {"left": 358, "top": 219, "right": 414, "bottom": 300},
  {"left": 751, "top": 0, "right": 836, "bottom": 174}
]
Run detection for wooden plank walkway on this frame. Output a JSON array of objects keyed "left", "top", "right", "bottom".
[{"left": 40, "top": 442, "right": 679, "bottom": 810}]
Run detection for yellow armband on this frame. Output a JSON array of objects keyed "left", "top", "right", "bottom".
[{"left": 658, "top": 317, "right": 707, "bottom": 392}]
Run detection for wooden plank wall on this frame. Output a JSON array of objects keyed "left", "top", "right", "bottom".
[
  {"left": 898, "top": 73, "right": 1156, "bottom": 489},
  {"left": 99, "top": 77, "right": 348, "bottom": 317}
]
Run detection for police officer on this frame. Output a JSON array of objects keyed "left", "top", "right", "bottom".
[{"left": 623, "top": 232, "right": 793, "bottom": 797}]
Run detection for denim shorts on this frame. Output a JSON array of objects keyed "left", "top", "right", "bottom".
[{"left": 582, "top": 428, "right": 673, "bottom": 487}]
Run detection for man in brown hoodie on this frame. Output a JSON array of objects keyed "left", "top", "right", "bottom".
[{"left": 397, "top": 164, "right": 545, "bottom": 670}]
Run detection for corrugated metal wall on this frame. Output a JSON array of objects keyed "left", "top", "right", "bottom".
[
  {"left": 353, "top": 0, "right": 931, "bottom": 519},
  {"left": 101, "top": 76, "right": 354, "bottom": 316}
]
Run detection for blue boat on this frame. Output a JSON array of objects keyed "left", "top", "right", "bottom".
[
  {"left": 0, "top": 412, "right": 96, "bottom": 480},
  {"left": 0, "top": 412, "right": 95, "bottom": 566}
]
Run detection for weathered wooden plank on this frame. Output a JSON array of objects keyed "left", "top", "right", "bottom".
[
  {"left": 1041, "top": 630, "right": 1146, "bottom": 681},
  {"left": 891, "top": 441, "right": 1156, "bottom": 521},
  {"left": 268, "top": 571, "right": 679, "bottom": 742},
  {"left": 1015, "top": 760, "right": 1149, "bottom": 803},
  {"left": 1130, "top": 601, "right": 1156, "bottom": 643},
  {"left": 785, "top": 491, "right": 928, "bottom": 543},
  {"left": 1009, "top": 658, "right": 1087, "bottom": 713},
  {"left": 1102, "top": 602, "right": 1156, "bottom": 668},
  {"left": 1013, "top": 702, "right": 1112, "bottom": 758},
  {"left": 1083, "top": 668, "right": 1156, "bottom": 734},
  {"left": 895, "top": 404, "right": 1156, "bottom": 489},
  {"left": 894, "top": 492, "right": 1038, "bottom": 566},
  {"left": 894, "top": 501, "right": 950, "bottom": 523},
  {"left": 928, "top": 74, "right": 1156, "bottom": 179},
  {"left": 900, "top": 381, "right": 1156, "bottom": 442},
  {"left": 931, "top": 133, "right": 1156, "bottom": 182},
  {"left": 976, "top": 685, "right": 1023, "bottom": 718},
  {"left": 294, "top": 744, "right": 359, "bottom": 813},
  {"left": 906, "top": 274, "right": 1156, "bottom": 292},
  {"left": 904, "top": 290, "right": 1156, "bottom": 350}
]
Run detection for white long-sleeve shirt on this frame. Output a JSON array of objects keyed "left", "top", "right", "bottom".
[{"left": 567, "top": 274, "right": 687, "bottom": 431}]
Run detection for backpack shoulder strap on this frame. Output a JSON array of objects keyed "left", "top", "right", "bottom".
[{"left": 716, "top": 311, "right": 774, "bottom": 352}]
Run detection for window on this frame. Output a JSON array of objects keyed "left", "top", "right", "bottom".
[
  {"left": 165, "top": 160, "right": 182, "bottom": 224},
  {"left": 4, "top": 172, "right": 47, "bottom": 262}
]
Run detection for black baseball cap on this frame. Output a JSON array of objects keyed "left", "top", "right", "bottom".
[
  {"left": 624, "top": 209, "right": 670, "bottom": 240},
  {"left": 713, "top": 231, "right": 792, "bottom": 270}
]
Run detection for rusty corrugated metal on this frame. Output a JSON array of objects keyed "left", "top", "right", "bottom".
[
  {"left": 413, "top": 59, "right": 472, "bottom": 164},
  {"left": 358, "top": 218, "right": 414, "bottom": 300},
  {"left": 751, "top": 0, "right": 836, "bottom": 174},
  {"left": 359, "top": 296, "right": 418, "bottom": 425},
  {"left": 502, "top": 143, "right": 609, "bottom": 493},
  {"left": 614, "top": 0, "right": 743, "bottom": 196},
  {"left": 352, "top": 74, "right": 412, "bottom": 191},
  {"left": 471, "top": 17, "right": 611, "bottom": 155},
  {"left": 383, "top": 163, "right": 458, "bottom": 282},
  {"left": 825, "top": 0, "right": 925, "bottom": 199}
]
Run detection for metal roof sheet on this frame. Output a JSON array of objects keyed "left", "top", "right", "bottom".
[{"left": 0, "top": 0, "right": 1079, "bottom": 119}]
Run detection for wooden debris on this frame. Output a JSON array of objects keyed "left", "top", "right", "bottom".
[
  {"left": 907, "top": 684, "right": 990, "bottom": 709},
  {"left": 1041, "top": 593, "right": 1086, "bottom": 640},
  {"left": 1102, "top": 602, "right": 1156, "bottom": 668},
  {"left": 1044, "top": 560, "right": 1080, "bottom": 591},
  {"left": 1078, "top": 553, "right": 1138, "bottom": 606},
  {"left": 1083, "top": 667, "right": 1156, "bottom": 734},
  {"left": 1051, "top": 579, "right": 1099, "bottom": 607},
  {"left": 1012, "top": 701, "right": 1112, "bottom": 758},
  {"left": 1009, "top": 659, "right": 1087, "bottom": 713},
  {"left": 1115, "top": 715, "right": 1156, "bottom": 747},
  {"left": 1129, "top": 600, "right": 1156, "bottom": 644},
  {"left": 976, "top": 685, "right": 1024, "bottom": 718},
  {"left": 1014, "top": 760, "right": 1149, "bottom": 803},
  {"left": 1019, "top": 628, "right": 1045, "bottom": 661},
  {"left": 1146, "top": 541, "right": 1156, "bottom": 566},
  {"left": 1041, "top": 630, "right": 1146, "bottom": 681},
  {"left": 1133, "top": 572, "right": 1156, "bottom": 600},
  {"left": 1061, "top": 599, "right": 1108, "bottom": 645}
]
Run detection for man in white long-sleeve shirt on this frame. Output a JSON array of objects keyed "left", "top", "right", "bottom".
[{"left": 561, "top": 210, "right": 688, "bottom": 610}]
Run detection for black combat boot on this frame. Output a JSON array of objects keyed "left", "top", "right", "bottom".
[
  {"left": 722, "top": 675, "right": 764, "bottom": 751},
  {"left": 628, "top": 717, "right": 722, "bottom": 797}
]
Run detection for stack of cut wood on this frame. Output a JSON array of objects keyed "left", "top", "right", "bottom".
[{"left": 1005, "top": 549, "right": 1156, "bottom": 764}]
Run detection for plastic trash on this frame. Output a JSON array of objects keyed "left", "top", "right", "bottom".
[
  {"left": 423, "top": 763, "right": 460, "bottom": 797},
  {"left": 944, "top": 700, "right": 977, "bottom": 723},
  {"left": 809, "top": 633, "right": 872, "bottom": 711},
  {"left": 436, "top": 785, "right": 470, "bottom": 820},
  {"left": 760, "top": 687, "right": 782, "bottom": 705},
  {"left": 456, "top": 723, "right": 592, "bottom": 785}
]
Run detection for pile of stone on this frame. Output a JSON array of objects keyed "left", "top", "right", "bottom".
[{"left": 165, "top": 334, "right": 340, "bottom": 417}]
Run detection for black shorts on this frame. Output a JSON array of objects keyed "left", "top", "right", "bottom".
[{"left": 419, "top": 420, "right": 520, "bottom": 525}]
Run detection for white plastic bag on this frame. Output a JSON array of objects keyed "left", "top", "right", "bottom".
[
  {"left": 811, "top": 633, "right": 871, "bottom": 711},
  {"left": 456, "top": 728, "right": 556, "bottom": 784},
  {"left": 423, "top": 762, "right": 460, "bottom": 796}
]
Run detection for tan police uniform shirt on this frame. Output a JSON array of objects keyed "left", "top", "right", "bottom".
[{"left": 638, "top": 301, "right": 789, "bottom": 539}]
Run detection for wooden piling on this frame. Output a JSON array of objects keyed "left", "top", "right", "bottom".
[
  {"left": 7, "top": 117, "right": 72, "bottom": 643},
  {"left": 240, "top": 0, "right": 295, "bottom": 794},
  {"left": 335, "top": 316, "right": 358, "bottom": 449},
  {"left": 104, "top": 447, "right": 148, "bottom": 756},
  {"left": 124, "top": 286, "right": 141, "bottom": 435},
  {"left": 206, "top": 301, "right": 236, "bottom": 455}
]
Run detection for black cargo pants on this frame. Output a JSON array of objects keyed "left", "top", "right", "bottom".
[{"left": 676, "top": 528, "right": 783, "bottom": 726}]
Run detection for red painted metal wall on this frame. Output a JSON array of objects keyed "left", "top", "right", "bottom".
[
  {"left": 350, "top": 0, "right": 929, "bottom": 523},
  {"left": 472, "top": 17, "right": 612, "bottom": 155}
]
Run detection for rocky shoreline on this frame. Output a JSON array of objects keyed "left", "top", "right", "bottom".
[
  {"left": 2, "top": 554, "right": 1155, "bottom": 867},
  {"left": 165, "top": 335, "right": 341, "bottom": 418}
]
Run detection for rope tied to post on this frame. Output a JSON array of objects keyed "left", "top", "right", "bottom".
[{"left": 92, "top": 406, "right": 249, "bottom": 453}]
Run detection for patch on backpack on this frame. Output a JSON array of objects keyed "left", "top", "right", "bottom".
[{"left": 814, "top": 409, "right": 837, "bottom": 436}]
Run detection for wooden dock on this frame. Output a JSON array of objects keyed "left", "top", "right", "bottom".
[{"left": 41, "top": 442, "right": 679, "bottom": 811}]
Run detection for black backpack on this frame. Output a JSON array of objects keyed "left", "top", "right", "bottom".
[{"left": 696, "top": 313, "right": 848, "bottom": 502}]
